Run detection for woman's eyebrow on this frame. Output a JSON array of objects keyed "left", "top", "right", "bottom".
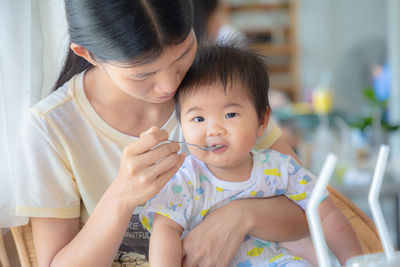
[
  {"left": 171, "top": 40, "right": 195, "bottom": 65},
  {"left": 132, "top": 40, "right": 195, "bottom": 78}
]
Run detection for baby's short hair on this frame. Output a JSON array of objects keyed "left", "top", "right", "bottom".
[{"left": 175, "top": 45, "right": 270, "bottom": 124}]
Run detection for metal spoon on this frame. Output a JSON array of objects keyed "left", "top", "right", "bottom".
[{"left": 167, "top": 140, "right": 224, "bottom": 151}]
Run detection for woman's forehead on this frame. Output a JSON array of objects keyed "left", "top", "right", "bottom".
[{"left": 118, "top": 30, "right": 197, "bottom": 74}]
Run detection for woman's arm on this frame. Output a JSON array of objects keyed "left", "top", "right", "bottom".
[
  {"left": 32, "top": 192, "right": 133, "bottom": 267},
  {"left": 32, "top": 127, "right": 185, "bottom": 267},
  {"left": 149, "top": 214, "right": 184, "bottom": 267},
  {"left": 32, "top": 218, "right": 80, "bottom": 266},
  {"left": 244, "top": 196, "right": 309, "bottom": 241}
]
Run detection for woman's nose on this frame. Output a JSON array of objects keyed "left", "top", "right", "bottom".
[{"left": 155, "top": 71, "right": 181, "bottom": 94}]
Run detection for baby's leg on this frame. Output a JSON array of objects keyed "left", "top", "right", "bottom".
[{"left": 280, "top": 237, "right": 318, "bottom": 266}]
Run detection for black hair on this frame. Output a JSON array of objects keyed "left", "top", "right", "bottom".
[
  {"left": 53, "top": 0, "right": 193, "bottom": 91},
  {"left": 175, "top": 45, "right": 270, "bottom": 124},
  {"left": 192, "top": 0, "right": 219, "bottom": 44}
]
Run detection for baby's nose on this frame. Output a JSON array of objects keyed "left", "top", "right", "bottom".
[{"left": 206, "top": 124, "right": 226, "bottom": 136}]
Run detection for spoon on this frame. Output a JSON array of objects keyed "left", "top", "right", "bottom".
[{"left": 167, "top": 140, "right": 224, "bottom": 151}]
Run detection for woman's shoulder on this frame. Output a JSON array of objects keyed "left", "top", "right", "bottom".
[
  {"left": 254, "top": 118, "right": 281, "bottom": 149},
  {"left": 31, "top": 76, "right": 77, "bottom": 117},
  {"left": 21, "top": 74, "right": 88, "bottom": 142}
]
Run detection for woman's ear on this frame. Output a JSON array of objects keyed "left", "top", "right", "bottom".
[
  {"left": 70, "top": 43, "right": 98, "bottom": 66},
  {"left": 257, "top": 108, "right": 271, "bottom": 137}
]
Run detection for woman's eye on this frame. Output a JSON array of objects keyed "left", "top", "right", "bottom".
[
  {"left": 133, "top": 76, "right": 148, "bottom": 81},
  {"left": 130, "top": 74, "right": 151, "bottom": 81},
  {"left": 225, "top": 113, "right": 237, "bottom": 118},
  {"left": 193, "top": 116, "right": 204, "bottom": 122}
]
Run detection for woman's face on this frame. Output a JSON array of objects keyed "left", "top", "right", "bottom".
[{"left": 100, "top": 30, "right": 197, "bottom": 103}]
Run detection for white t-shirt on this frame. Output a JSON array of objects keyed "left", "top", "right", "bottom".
[{"left": 14, "top": 71, "right": 281, "bottom": 265}]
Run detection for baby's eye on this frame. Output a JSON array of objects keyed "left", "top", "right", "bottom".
[
  {"left": 225, "top": 113, "right": 237, "bottom": 118},
  {"left": 193, "top": 116, "right": 204, "bottom": 122}
]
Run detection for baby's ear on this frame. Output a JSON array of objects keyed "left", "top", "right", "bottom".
[{"left": 257, "top": 108, "right": 270, "bottom": 137}]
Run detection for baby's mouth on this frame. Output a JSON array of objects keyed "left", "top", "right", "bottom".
[{"left": 209, "top": 143, "right": 227, "bottom": 151}]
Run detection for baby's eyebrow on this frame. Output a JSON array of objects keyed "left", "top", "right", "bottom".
[
  {"left": 223, "top": 102, "right": 243, "bottom": 109},
  {"left": 183, "top": 102, "right": 244, "bottom": 116},
  {"left": 184, "top": 106, "right": 202, "bottom": 116}
]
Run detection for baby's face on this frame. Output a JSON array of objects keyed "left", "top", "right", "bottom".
[{"left": 179, "top": 82, "right": 267, "bottom": 177}]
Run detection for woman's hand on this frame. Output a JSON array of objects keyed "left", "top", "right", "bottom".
[
  {"left": 181, "top": 200, "right": 250, "bottom": 267},
  {"left": 111, "top": 126, "right": 186, "bottom": 209}
]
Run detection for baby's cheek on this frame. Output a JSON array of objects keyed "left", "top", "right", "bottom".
[
  {"left": 181, "top": 124, "right": 200, "bottom": 140},
  {"left": 238, "top": 132, "right": 258, "bottom": 149}
]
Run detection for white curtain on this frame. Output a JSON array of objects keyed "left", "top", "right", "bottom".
[{"left": 0, "top": 0, "right": 68, "bottom": 227}]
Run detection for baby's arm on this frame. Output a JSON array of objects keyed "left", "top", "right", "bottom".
[
  {"left": 281, "top": 154, "right": 362, "bottom": 265},
  {"left": 319, "top": 196, "right": 363, "bottom": 265},
  {"left": 150, "top": 214, "right": 184, "bottom": 267},
  {"left": 282, "top": 197, "right": 362, "bottom": 266}
]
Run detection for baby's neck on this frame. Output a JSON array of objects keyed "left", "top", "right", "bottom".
[{"left": 206, "top": 154, "right": 253, "bottom": 183}]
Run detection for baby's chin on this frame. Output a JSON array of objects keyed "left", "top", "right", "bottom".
[
  {"left": 204, "top": 152, "right": 254, "bottom": 169},
  {"left": 191, "top": 153, "right": 236, "bottom": 169},
  {"left": 188, "top": 149, "right": 207, "bottom": 162}
]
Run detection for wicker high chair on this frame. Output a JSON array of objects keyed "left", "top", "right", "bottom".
[
  {"left": 0, "top": 229, "right": 11, "bottom": 267},
  {"left": 0, "top": 223, "right": 38, "bottom": 267},
  {"left": 1, "top": 186, "right": 383, "bottom": 267}
]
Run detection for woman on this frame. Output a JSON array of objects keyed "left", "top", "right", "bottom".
[{"left": 15, "top": 1, "right": 308, "bottom": 266}]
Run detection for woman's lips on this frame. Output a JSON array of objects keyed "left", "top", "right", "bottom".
[{"left": 156, "top": 92, "right": 175, "bottom": 101}]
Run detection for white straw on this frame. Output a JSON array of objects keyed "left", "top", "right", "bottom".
[
  {"left": 368, "top": 145, "right": 395, "bottom": 260},
  {"left": 306, "top": 153, "right": 338, "bottom": 267}
]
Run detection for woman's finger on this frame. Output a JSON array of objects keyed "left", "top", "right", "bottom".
[
  {"left": 151, "top": 153, "right": 186, "bottom": 191},
  {"left": 124, "top": 127, "right": 169, "bottom": 156},
  {"left": 140, "top": 142, "right": 181, "bottom": 167},
  {"left": 123, "top": 143, "right": 181, "bottom": 175},
  {"left": 143, "top": 151, "right": 185, "bottom": 182},
  {"left": 132, "top": 153, "right": 186, "bottom": 206},
  {"left": 139, "top": 126, "right": 159, "bottom": 138}
]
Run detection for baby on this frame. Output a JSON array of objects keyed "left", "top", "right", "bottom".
[{"left": 140, "top": 46, "right": 362, "bottom": 266}]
